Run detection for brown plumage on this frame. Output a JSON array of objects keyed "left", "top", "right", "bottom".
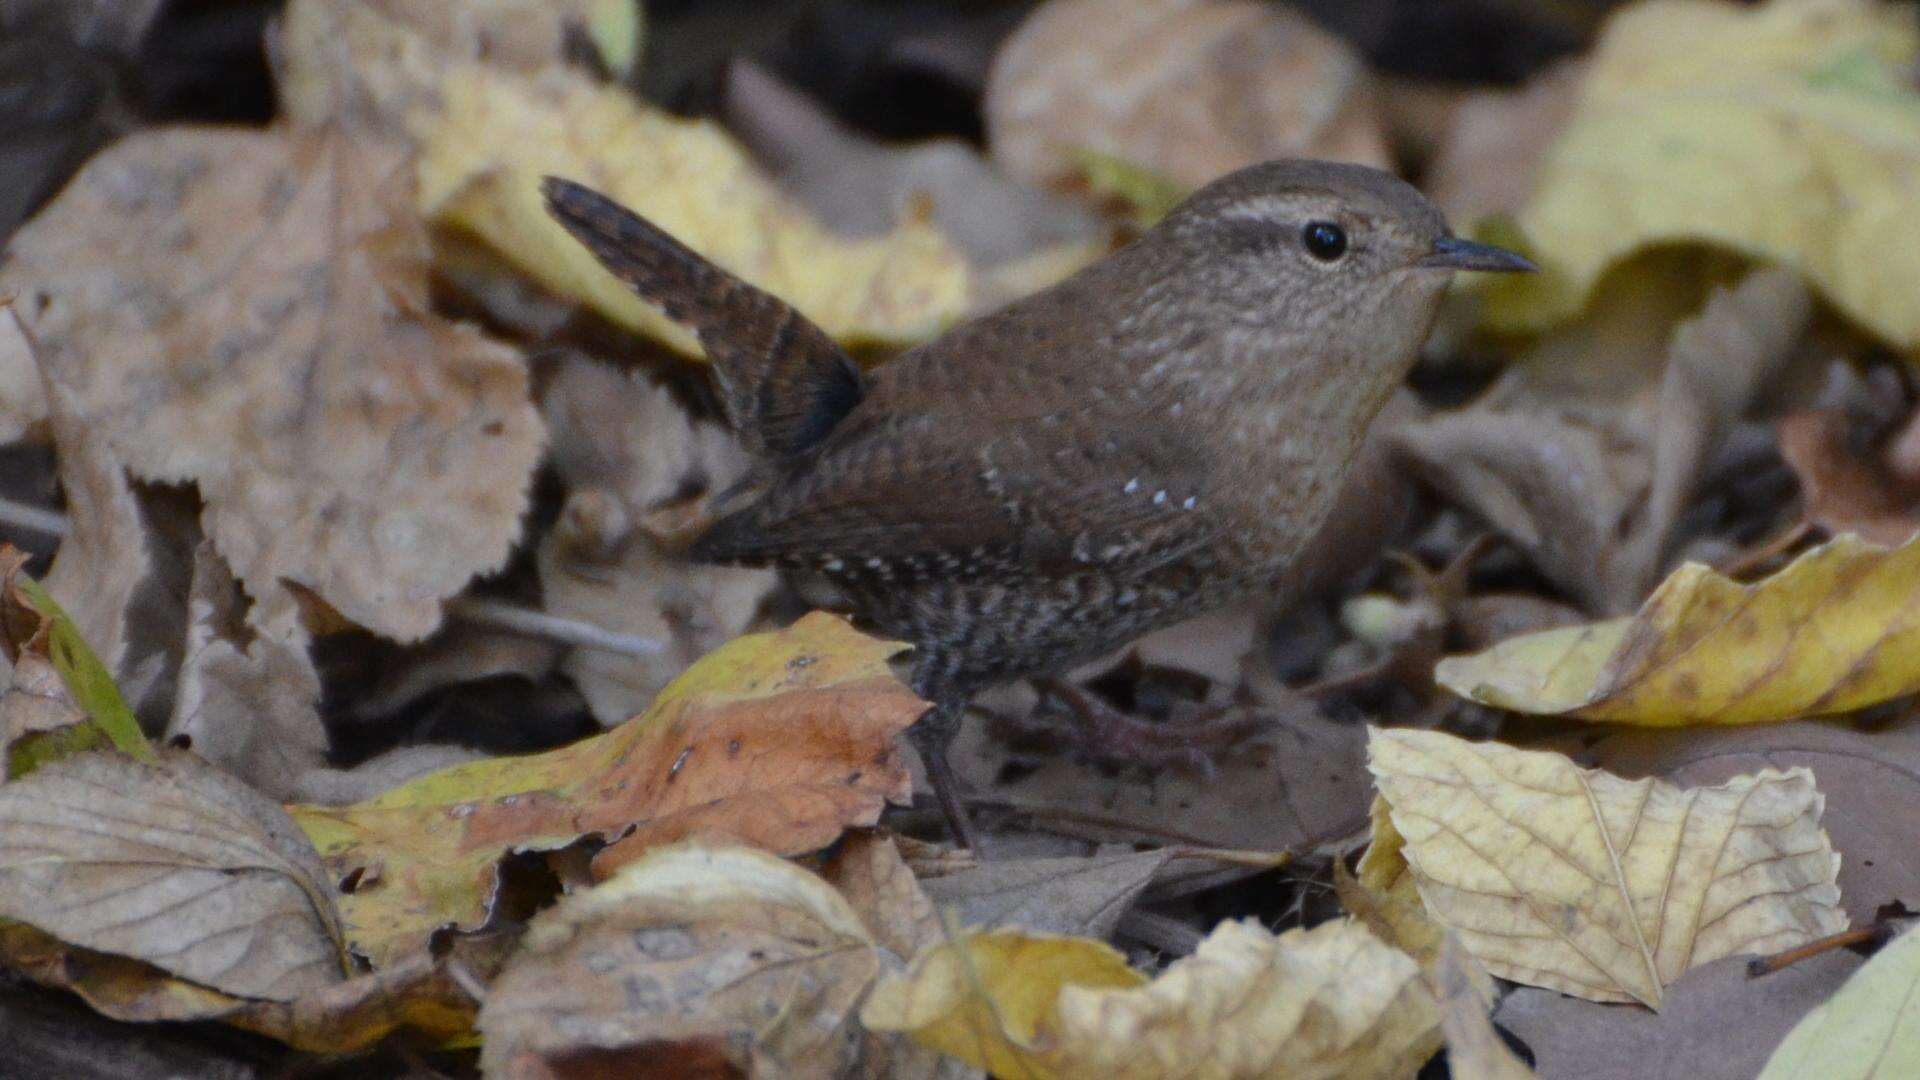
[{"left": 543, "top": 161, "right": 1531, "bottom": 849}]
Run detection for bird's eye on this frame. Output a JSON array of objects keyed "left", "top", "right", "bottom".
[{"left": 1301, "top": 221, "right": 1348, "bottom": 262}]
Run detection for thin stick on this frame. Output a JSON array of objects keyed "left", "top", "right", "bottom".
[
  {"left": 0, "top": 497, "right": 67, "bottom": 537},
  {"left": 1718, "top": 519, "right": 1812, "bottom": 580},
  {"left": 446, "top": 597, "right": 666, "bottom": 657},
  {"left": 1748, "top": 924, "right": 1894, "bottom": 977}
]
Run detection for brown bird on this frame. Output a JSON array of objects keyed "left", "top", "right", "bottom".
[{"left": 542, "top": 161, "right": 1532, "bottom": 850}]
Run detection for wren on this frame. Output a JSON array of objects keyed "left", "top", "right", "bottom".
[{"left": 543, "top": 160, "right": 1532, "bottom": 850}]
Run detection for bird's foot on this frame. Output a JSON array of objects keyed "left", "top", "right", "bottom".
[
  {"left": 1016, "top": 678, "right": 1267, "bottom": 778},
  {"left": 908, "top": 715, "right": 985, "bottom": 856}
]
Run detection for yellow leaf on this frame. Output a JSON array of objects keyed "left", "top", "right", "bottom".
[
  {"left": 1368, "top": 728, "right": 1846, "bottom": 1007},
  {"left": 863, "top": 919, "right": 1441, "bottom": 1079},
  {"left": 1437, "top": 533, "right": 1920, "bottom": 724},
  {"left": 288, "top": 612, "right": 922, "bottom": 967},
  {"left": 1758, "top": 924, "right": 1920, "bottom": 1079},
  {"left": 416, "top": 67, "right": 974, "bottom": 355},
  {"left": 1481, "top": 0, "right": 1920, "bottom": 348},
  {"left": 480, "top": 843, "right": 879, "bottom": 1076}
]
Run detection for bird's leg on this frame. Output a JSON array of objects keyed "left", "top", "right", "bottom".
[
  {"left": 1022, "top": 678, "right": 1266, "bottom": 777},
  {"left": 908, "top": 694, "right": 984, "bottom": 855}
]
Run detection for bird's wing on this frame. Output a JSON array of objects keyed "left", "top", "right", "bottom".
[
  {"left": 694, "top": 380, "right": 1221, "bottom": 579},
  {"left": 542, "top": 177, "right": 864, "bottom": 464}
]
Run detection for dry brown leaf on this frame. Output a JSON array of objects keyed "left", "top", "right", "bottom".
[
  {"left": 1368, "top": 728, "right": 1846, "bottom": 1007},
  {"left": 536, "top": 355, "right": 775, "bottom": 725},
  {"left": 863, "top": 917, "right": 1441, "bottom": 1079},
  {"left": 164, "top": 544, "right": 326, "bottom": 801},
  {"left": 1433, "top": 936, "right": 1533, "bottom": 1080},
  {"left": 922, "top": 848, "right": 1175, "bottom": 940},
  {"left": 479, "top": 842, "right": 880, "bottom": 1078},
  {"left": 289, "top": 612, "right": 921, "bottom": 967},
  {"left": 0, "top": 124, "right": 541, "bottom": 642},
  {"left": 1779, "top": 408, "right": 1920, "bottom": 547},
  {"left": 822, "top": 830, "right": 941, "bottom": 962},
  {"left": 723, "top": 60, "right": 1105, "bottom": 269},
  {"left": 1496, "top": 951, "right": 1864, "bottom": 1080},
  {"left": 0, "top": 750, "right": 347, "bottom": 1001},
  {"left": 0, "top": 918, "right": 506, "bottom": 1052},
  {"left": 985, "top": 0, "right": 1389, "bottom": 192}
]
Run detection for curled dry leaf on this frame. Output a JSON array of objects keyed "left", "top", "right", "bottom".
[
  {"left": 822, "top": 830, "right": 940, "bottom": 962},
  {"left": 479, "top": 843, "right": 879, "bottom": 1078},
  {"left": 0, "top": 125, "right": 543, "bottom": 641},
  {"left": 0, "top": 750, "right": 347, "bottom": 1001},
  {"left": 414, "top": 65, "right": 972, "bottom": 355},
  {"left": 1483, "top": 0, "right": 1920, "bottom": 348},
  {"left": 863, "top": 918, "right": 1441, "bottom": 1080},
  {"left": 1757, "top": 923, "right": 1920, "bottom": 1080},
  {"left": 536, "top": 355, "right": 775, "bottom": 725},
  {"left": 985, "top": 0, "right": 1389, "bottom": 192},
  {"left": 1437, "top": 532, "right": 1920, "bottom": 724},
  {"left": 288, "top": 612, "right": 922, "bottom": 967},
  {"left": 921, "top": 848, "right": 1175, "bottom": 940},
  {"left": 165, "top": 544, "right": 326, "bottom": 802},
  {"left": 1367, "top": 729, "right": 1846, "bottom": 1007}
]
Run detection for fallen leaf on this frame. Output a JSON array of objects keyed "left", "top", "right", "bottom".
[
  {"left": 1437, "top": 532, "right": 1920, "bottom": 724},
  {"left": 291, "top": 744, "right": 490, "bottom": 806},
  {"left": 1582, "top": 719, "right": 1920, "bottom": 925},
  {"left": 165, "top": 544, "right": 326, "bottom": 801},
  {"left": 1496, "top": 951, "right": 1865, "bottom": 1080},
  {"left": 923, "top": 848, "right": 1175, "bottom": 940},
  {"left": 536, "top": 355, "right": 775, "bottom": 725},
  {"left": 723, "top": 60, "right": 1105, "bottom": 269},
  {"left": 0, "top": 918, "right": 504, "bottom": 1052},
  {"left": 1432, "top": 936, "right": 1534, "bottom": 1080},
  {"left": 288, "top": 612, "right": 922, "bottom": 967},
  {"left": 478, "top": 842, "right": 879, "bottom": 1078},
  {"left": 985, "top": 0, "right": 1389, "bottom": 191},
  {"left": 863, "top": 917, "right": 1441, "bottom": 1079},
  {"left": 1757, "top": 923, "right": 1920, "bottom": 1079},
  {"left": 1425, "top": 59, "right": 1585, "bottom": 228},
  {"left": 1482, "top": 0, "right": 1920, "bottom": 348},
  {"left": 1368, "top": 728, "right": 1846, "bottom": 1006},
  {"left": 0, "top": 750, "right": 347, "bottom": 1000},
  {"left": 1779, "top": 408, "right": 1920, "bottom": 547},
  {"left": 0, "top": 311, "right": 44, "bottom": 443},
  {"left": 0, "top": 125, "right": 544, "bottom": 641},
  {"left": 822, "top": 830, "right": 941, "bottom": 962},
  {"left": 415, "top": 63, "right": 973, "bottom": 355},
  {"left": 0, "top": 549, "right": 153, "bottom": 766}
]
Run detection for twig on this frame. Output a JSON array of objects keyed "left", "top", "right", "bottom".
[
  {"left": 1718, "top": 519, "right": 1812, "bottom": 580},
  {"left": 446, "top": 597, "right": 666, "bottom": 657},
  {"left": 0, "top": 497, "right": 67, "bottom": 537},
  {"left": 1748, "top": 923, "right": 1897, "bottom": 977}
]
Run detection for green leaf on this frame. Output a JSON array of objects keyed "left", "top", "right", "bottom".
[{"left": 11, "top": 575, "right": 154, "bottom": 765}]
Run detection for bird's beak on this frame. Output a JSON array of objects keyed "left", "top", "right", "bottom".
[{"left": 1420, "top": 235, "right": 1536, "bottom": 273}]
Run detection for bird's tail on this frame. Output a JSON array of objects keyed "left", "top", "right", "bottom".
[{"left": 540, "top": 176, "right": 865, "bottom": 466}]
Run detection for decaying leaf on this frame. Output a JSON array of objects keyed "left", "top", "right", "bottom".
[
  {"left": 415, "top": 64, "right": 973, "bottom": 355},
  {"left": 922, "top": 849, "right": 1176, "bottom": 940},
  {"left": 822, "top": 830, "right": 941, "bottom": 962},
  {"left": 985, "top": 0, "right": 1389, "bottom": 192},
  {"left": 863, "top": 917, "right": 1441, "bottom": 1079},
  {"left": 1368, "top": 728, "right": 1845, "bottom": 1007},
  {"left": 0, "top": 125, "right": 543, "bottom": 641},
  {"left": 1757, "top": 923, "right": 1920, "bottom": 1080},
  {"left": 0, "top": 750, "right": 347, "bottom": 1001},
  {"left": 1779, "top": 408, "right": 1920, "bottom": 547},
  {"left": 1482, "top": 0, "right": 1920, "bottom": 348},
  {"left": 1496, "top": 951, "right": 1864, "bottom": 1080},
  {"left": 289, "top": 612, "right": 922, "bottom": 967},
  {"left": 536, "top": 355, "right": 776, "bottom": 725},
  {"left": 164, "top": 544, "right": 326, "bottom": 801},
  {"left": 1437, "top": 532, "right": 1920, "bottom": 724},
  {"left": 0, "top": 918, "right": 505, "bottom": 1052},
  {"left": 1432, "top": 936, "right": 1533, "bottom": 1080},
  {"left": 479, "top": 842, "right": 879, "bottom": 1078}
]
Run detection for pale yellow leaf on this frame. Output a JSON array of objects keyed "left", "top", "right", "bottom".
[
  {"left": 1368, "top": 728, "right": 1845, "bottom": 1007},
  {"left": 479, "top": 842, "right": 879, "bottom": 1077},
  {"left": 1481, "top": 0, "right": 1920, "bottom": 348},
  {"left": 1437, "top": 533, "right": 1920, "bottom": 724},
  {"left": 863, "top": 918, "right": 1441, "bottom": 1080},
  {"left": 1432, "top": 936, "right": 1534, "bottom": 1080},
  {"left": 1758, "top": 924, "right": 1920, "bottom": 1080},
  {"left": 416, "top": 67, "right": 973, "bottom": 355}
]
